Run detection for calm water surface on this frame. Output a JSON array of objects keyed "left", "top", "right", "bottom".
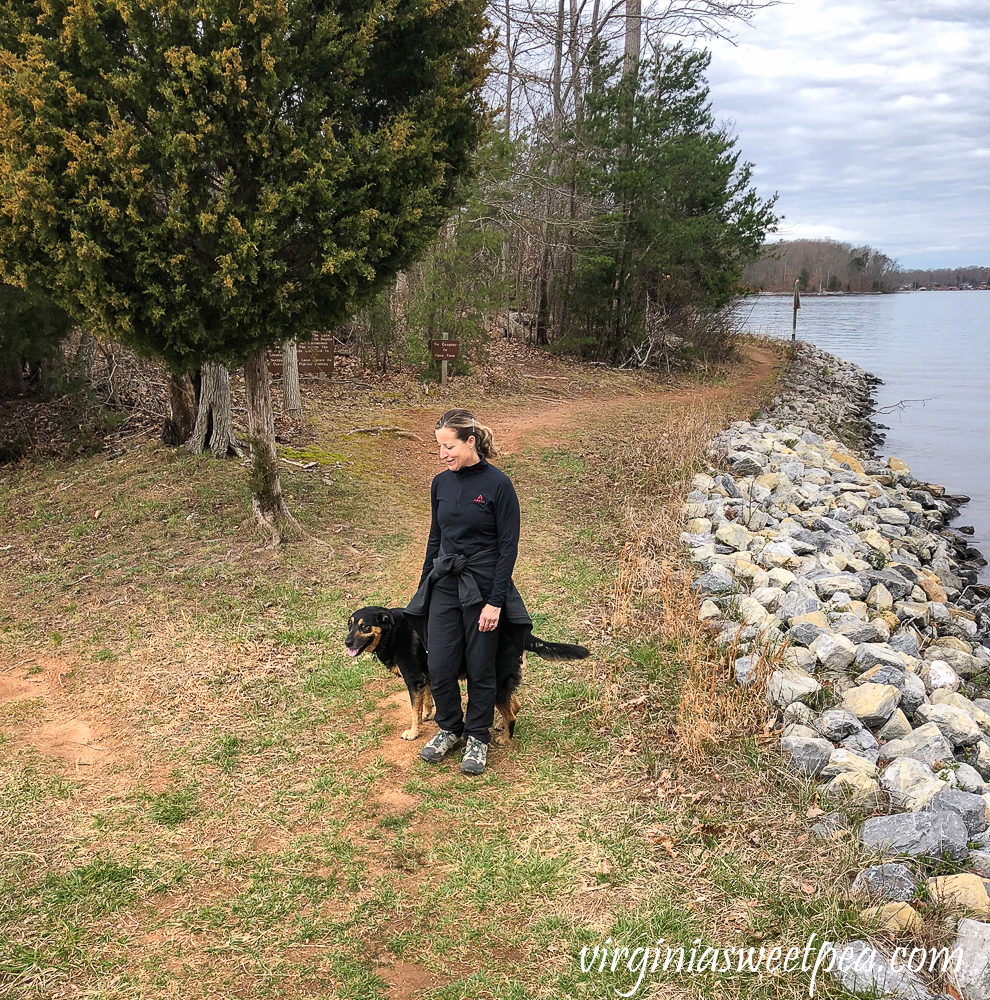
[{"left": 734, "top": 291, "right": 990, "bottom": 581}]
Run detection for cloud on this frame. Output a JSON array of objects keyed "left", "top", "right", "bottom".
[{"left": 698, "top": 0, "right": 990, "bottom": 267}]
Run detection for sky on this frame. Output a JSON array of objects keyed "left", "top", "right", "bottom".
[{"left": 700, "top": 0, "right": 990, "bottom": 269}]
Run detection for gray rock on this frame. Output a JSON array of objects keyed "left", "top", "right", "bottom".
[
  {"left": 952, "top": 918, "right": 990, "bottom": 1000},
  {"left": 898, "top": 670, "right": 930, "bottom": 718},
  {"left": 860, "top": 810, "right": 969, "bottom": 863},
  {"left": 955, "top": 762, "right": 987, "bottom": 795},
  {"left": 814, "top": 708, "right": 863, "bottom": 741},
  {"left": 734, "top": 655, "right": 758, "bottom": 687},
  {"left": 858, "top": 568, "right": 915, "bottom": 601},
  {"left": 967, "top": 850, "right": 990, "bottom": 879},
  {"left": 879, "top": 723, "right": 956, "bottom": 768},
  {"left": 782, "top": 702, "right": 817, "bottom": 727},
  {"left": 961, "top": 741, "right": 990, "bottom": 781},
  {"left": 836, "top": 617, "right": 890, "bottom": 645},
  {"left": 786, "top": 622, "right": 829, "bottom": 647},
  {"left": 840, "top": 727, "right": 881, "bottom": 763},
  {"left": 781, "top": 592, "right": 823, "bottom": 620},
  {"left": 780, "top": 736, "right": 833, "bottom": 776},
  {"left": 855, "top": 643, "right": 908, "bottom": 672},
  {"left": 729, "top": 452, "right": 766, "bottom": 477},
  {"left": 850, "top": 863, "right": 917, "bottom": 903},
  {"left": 812, "top": 810, "right": 852, "bottom": 841},
  {"left": 782, "top": 646, "right": 818, "bottom": 673},
  {"left": 855, "top": 663, "right": 905, "bottom": 687},
  {"left": 715, "top": 474, "right": 742, "bottom": 499},
  {"left": 889, "top": 629, "right": 922, "bottom": 658},
  {"left": 922, "top": 788, "right": 989, "bottom": 836},
  {"left": 829, "top": 940, "right": 931, "bottom": 1000},
  {"left": 694, "top": 565, "right": 735, "bottom": 593}
]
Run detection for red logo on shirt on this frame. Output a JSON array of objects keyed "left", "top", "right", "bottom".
[{"left": 473, "top": 494, "right": 485, "bottom": 503}]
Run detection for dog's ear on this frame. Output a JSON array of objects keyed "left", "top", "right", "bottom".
[{"left": 376, "top": 610, "right": 392, "bottom": 625}]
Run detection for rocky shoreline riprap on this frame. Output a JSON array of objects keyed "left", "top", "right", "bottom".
[{"left": 686, "top": 341, "right": 990, "bottom": 999}]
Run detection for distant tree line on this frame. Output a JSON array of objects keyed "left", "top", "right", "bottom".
[
  {"left": 742, "top": 239, "right": 990, "bottom": 294},
  {"left": 742, "top": 239, "right": 899, "bottom": 294},
  {"left": 895, "top": 266, "right": 989, "bottom": 290}
]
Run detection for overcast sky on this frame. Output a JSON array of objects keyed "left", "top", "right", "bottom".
[{"left": 701, "top": 0, "right": 990, "bottom": 269}]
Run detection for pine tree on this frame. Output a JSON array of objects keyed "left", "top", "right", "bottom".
[{"left": 562, "top": 44, "right": 777, "bottom": 363}]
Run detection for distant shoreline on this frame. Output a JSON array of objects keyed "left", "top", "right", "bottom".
[{"left": 742, "top": 287, "right": 989, "bottom": 297}]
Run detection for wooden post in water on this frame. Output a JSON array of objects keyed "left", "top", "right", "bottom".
[{"left": 792, "top": 280, "right": 801, "bottom": 340}]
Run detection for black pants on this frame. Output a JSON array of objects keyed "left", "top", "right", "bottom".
[{"left": 427, "top": 578, "right": 499, "bottom": 745}]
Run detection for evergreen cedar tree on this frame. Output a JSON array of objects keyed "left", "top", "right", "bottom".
[
  {"left": 0, "top": 0, "right": 493, "bottom": 373},
  {"left": 0, "top": 0, "right": 491, "bottom": 537}
]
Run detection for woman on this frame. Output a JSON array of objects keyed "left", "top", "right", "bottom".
[{"left": 406, "top": 408, "right": 521, "bottom": 776}]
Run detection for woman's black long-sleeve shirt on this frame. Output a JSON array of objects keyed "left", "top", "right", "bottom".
[{"left": 418, "top": 458, "right": 520, "bottom": 608}]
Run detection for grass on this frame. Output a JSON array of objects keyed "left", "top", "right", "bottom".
[{"left": 0, "top": 337, "right": 899, "bottom": 999}]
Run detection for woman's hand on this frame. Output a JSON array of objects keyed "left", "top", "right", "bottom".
[{"left": 478, "top": 604, "right": 501, "bottom": 632}]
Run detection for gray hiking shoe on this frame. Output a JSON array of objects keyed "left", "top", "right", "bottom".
[
  {"left": 460, "top": 736, "right": 488, "bottom": 776},
  {"left": 419, "top": 729, "right": 462, "bottom": 763}
]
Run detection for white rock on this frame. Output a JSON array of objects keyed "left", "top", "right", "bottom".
[
  {"left": 715, "top": 522, "right": 754, "bottom": 552},
  {"left": 880, "top": 758, "right": 946, "bottom": 812},
  {"left": 767, "top": 668, "right": 822, "bottom": 708},
  {"left": 810, "top": 632, "right": 857, "bottom": 671},
  {"left": 921, "top": 659, "right": 962, "bottom": 694},
  {"left": 822, "top": 749, "right": 879, "bottom": 780}
]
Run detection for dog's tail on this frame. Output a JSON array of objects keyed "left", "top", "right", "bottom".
[{"left": 525, "top": 635, "right": 590, "bottom": 660}]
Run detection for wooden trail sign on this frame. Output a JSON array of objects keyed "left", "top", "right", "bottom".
[{"left": 429, "top": 339, "right": 460, "bottom": 361}]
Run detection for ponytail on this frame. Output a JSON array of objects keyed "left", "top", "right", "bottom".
[{"left": 435, "top": 408, "right": 500, "bottom": 459}]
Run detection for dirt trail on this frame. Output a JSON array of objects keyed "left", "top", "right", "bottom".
[
  {"left": 358, "top": 344, "right": 779, "bottom": 798},
  {"left": 0, "top": 344, "right": 777, "bottom": 776},
  {"left": 436, "top": 345, "right": 774, "bottom": 452}
]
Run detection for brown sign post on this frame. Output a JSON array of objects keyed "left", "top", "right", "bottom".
[{"left": 429, "top": 336, "right": 460, "bottom": 385}]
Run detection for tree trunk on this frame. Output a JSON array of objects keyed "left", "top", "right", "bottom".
[
  {"left": 552, "top": 0, "right": 565, "bottom": 124},
  {"left": 163, "top": 371, "right": 198, "bottom": 445},
  {"left": 1, "top": 357, "right": 22, "bottom": 397},
  {"left": 184, "top": 363, "right": 242, "bottom": 458},
  {"left": 243, "top": 349, "right": 288, "bottom": 543},
  {"left": 282, "top": 340, "right": 302, "bottom": 415},
  {"left": 73, "top": 329, "right": 97, "bottom": 384},
  {"left": 623, "top": 0, "right": 642, "bottom": 80}
]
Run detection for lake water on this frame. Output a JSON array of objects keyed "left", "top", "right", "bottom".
[{"left": 733, "top": 291, "right": 990, "bottom": 581}]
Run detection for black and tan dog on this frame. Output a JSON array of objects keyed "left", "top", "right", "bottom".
[{"left": 345, "top": 606, "right": 590, "bottom": 744}]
